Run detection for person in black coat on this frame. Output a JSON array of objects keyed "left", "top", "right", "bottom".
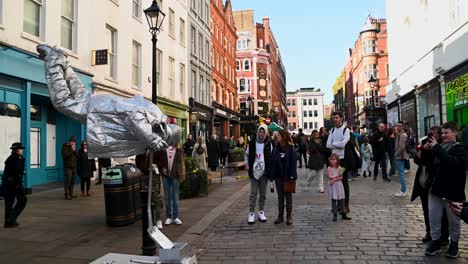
[
  {"left": 2, "top": 142, "right": 27, "bottom": 228},
  {"left": 370, "top": 123, "right": 390, "bottom": 181},
  {"left": 77, "top": 140, "right": 96, "bottom": 196},
  {"left": 182, "top": 134, "right": 195, "bottom": 157},
  {"left": 207, "top": 134, "right": 220, "bottom": 171},
  {"left": 219, "top": 136, "right": 230, "bottom": 168},
  {"left": 410, "top": 126, "right": 449, "bottom": 243},
  {"left": 271, "top": 129, "right": 297, "bottom": 225},
  {"left": 307, "top": 130, "right": 328, "bottom": 193},
  {"left": 425, "top": 121, "right": 468, "bottom": 258}
]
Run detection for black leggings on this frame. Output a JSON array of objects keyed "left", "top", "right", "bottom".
[{"left": 80, "top": 178, "right": 91, "bottom": 193}]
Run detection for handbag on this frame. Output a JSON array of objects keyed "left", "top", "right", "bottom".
[{"left": 283, "top": 180, "right": 296, "bottom": 193}]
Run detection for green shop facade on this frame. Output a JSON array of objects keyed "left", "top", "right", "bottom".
[
  {"left": 157, "top": 97, "right": 189, "bottom": 143},
  {"left": 445, "top": 61, "right": 468, "bottom": 127},
  {"left": 0, "top": 44, "right": 92, "bottom": 193}
]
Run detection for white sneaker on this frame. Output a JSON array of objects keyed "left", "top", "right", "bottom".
[
  {"left": 404, "top": 170, "right": 410, "bottom": 173},
  {"left": 319, "top": 187, "right": 325, "bottom": 193},
  {"left": 164, "top": 218, "right": 172, "bottom": 225},
  {"left": 258, "top": 211, "right": 267, "bottom": 222},
  {"left": 248, "top": 212, "right": 255, "bottom": 224},
  {"left": 156, "top": 220, "right": 163, "bottom": 229},
  {"left": 173, "top": 218, "right": 182, "bottom": 225},
  {"left": 394, "top": 191, "right": 407, "bottom": 197}
]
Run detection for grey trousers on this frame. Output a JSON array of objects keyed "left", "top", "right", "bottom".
[
  {"left": 64, "top": 168, "right": 76, "bottom": 196},
  {"left": 249, "top": 175, "right": 268, "bottom": 212},
  {"left": 429, "top": 193, "right": 461, "bottom": 242}
]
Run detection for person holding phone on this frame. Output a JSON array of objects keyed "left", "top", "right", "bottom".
[{"left": 424, "top": 121, "right": 468, "bottom": 258}]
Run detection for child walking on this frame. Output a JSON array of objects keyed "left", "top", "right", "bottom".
[
  {"left": 360, "top": 137, "right": 373, "bottom": 177},
  {"left": 328, "top": 154, "right": 346, "bottom": 221}
]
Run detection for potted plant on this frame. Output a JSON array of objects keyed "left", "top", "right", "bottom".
[
  {"left": 180, "top": 157, "right": 208, "bottom": 199},
  {"left": 228, "top": 147, "right": 245, "bottom": 163}
]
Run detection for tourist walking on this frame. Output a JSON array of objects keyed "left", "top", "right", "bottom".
[
  {"left": 360, "top": 137, "right": 373, "bottom": 177},
  {"left": 207, "top": 134, "right": 220, "bottom": 171},
  {"left": 77, "top": 140, "right": 96, "bottom": 197},
  {"left": 2, "top": 142, "right": 27, "bottom": 228},
  {"left": 192, "top": 136, "right": 207, "bottom": 171},
  {"left": 307, "top": 130, "right": 327, "bottom": 193},
  {"left": 156, "top": 138, "right": 186, "bottom": 226},
  {"left": 62, "top": 136, "right": 78, "bottom": 200},
  {"left": 371, "top": 123, "right": 390, "bottom": 182},
  {"left": 245, "top": 124, "right": 272, "bottom": 224},
  {"left": 394, "top": 121, "right": 409, "bottom": 197},
  {"left": 328, "top": 154, "right": 346, "bottom": 221},
  {"left": 271, "top": 129, "right": 297, "bottom": 225}
]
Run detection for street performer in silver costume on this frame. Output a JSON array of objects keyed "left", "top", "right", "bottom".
[{"left": 36, "top": 44, "right": 179, "bottom": 158}]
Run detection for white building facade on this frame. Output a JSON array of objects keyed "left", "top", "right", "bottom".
[
  {"left": 386, "top": 0, "right": 468, "bottom": 139},
  {"left": 289, "top": 88, "right": 324, "bottom": 134}
]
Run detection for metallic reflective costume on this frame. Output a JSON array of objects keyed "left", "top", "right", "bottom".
[{"left": 37, "top": 44, "right": 180, "bottom": 158}]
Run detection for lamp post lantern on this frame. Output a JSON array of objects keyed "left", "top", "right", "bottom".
[
  {"left": 368, "top": 74, "right": 377, "bottom": 114},
  {"left": 142, "top": 0, "right": 165, "bottom": 257},
  {"left": 144, "top": 0, "right": 165, "bottom": 105}
]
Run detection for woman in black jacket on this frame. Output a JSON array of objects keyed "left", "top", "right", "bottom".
[
  {"left": 271, "top": 129, "right": 297, "bottom": 225},
  {"left": 410, "top": 126, "right": 448, "bottom": 243},
  {"left": 206, "top": 134, "right": 220, "bottom": 171},
  {"left": 77, "top": 140, "right": 96, "bottom": 197},
  {"left": 307, "top": 130, "right": 327, "bottom": 193}
]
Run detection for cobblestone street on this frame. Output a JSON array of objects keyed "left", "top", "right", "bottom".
[{"left": 187, "top": 167, "right": 468, "bottom": 264}]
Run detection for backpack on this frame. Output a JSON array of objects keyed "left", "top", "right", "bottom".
[
  {"left": 332, "top": 127, "right": 360, "bottom": 170},
  {"left": 404, "top": 134, "right": 416, "bottom": 158},
  {"left": 196, "top": 145, "right": 205, "bottom": 155}
]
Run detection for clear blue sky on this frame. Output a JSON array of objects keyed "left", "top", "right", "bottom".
[{"left": 231, "top": 0, "right": 386, "bottom": 104}]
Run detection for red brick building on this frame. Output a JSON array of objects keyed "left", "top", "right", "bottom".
[
  {"left": 210, "top": 0, "right": 240, "bottom": 137},
  {"left": 342, "top": 16, "right": 388, "bottom": 129}
]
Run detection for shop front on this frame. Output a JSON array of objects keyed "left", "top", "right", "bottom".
[
  {"left": 190, "top": 102, "right": 213, "bottom": 141},
  {"left": 228, "top": 112, "right": 241, "bottom": 138},
  {"left": 0, "top": 44, "right": 92, "bottom": 193},
  {"left": 157, "top": 97, "right": 189, "bottom": 142},
  {"left": 400, "top": 91, "right": 418, "bottom": 140},
  {"left": 213, "top": 104, "right": 229, "bottom": 137},
  {"left": 417, "top": 80, "right": 442, "bottom": 137},
  {"left": 445, "top": 62, "right": 468, "bottom": 127},
  {"left": 386, "top": 101, "right": 399, "bottom": 127}
]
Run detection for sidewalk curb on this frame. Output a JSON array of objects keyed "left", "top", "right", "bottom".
[{"left": 180, "top": 181, "right": 250, "bottom": 236}]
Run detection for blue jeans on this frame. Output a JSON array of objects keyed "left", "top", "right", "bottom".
[
  {"left": 395, "top": 159, "right": 406, "bottom": 193},
  {"left": 162, "top": 176, "right": 180, "bottom": 219}
]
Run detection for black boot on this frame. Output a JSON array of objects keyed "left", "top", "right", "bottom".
[
  {"left": 341, "top": 213, "right": 352, "bottom": 220},
  {"left": 446, "top": 241, "right": 459, "bottom": 258},
  {"left": 421, "top": 233, "right": 432, "bottom": 243},
  {"left": 344, "top": 200, "right": 350, "bottom": 213},
  {"left": 286, "top": 214, "right": 292, "bottom": 225},
  {"left": 286, "top": 200, "right": 292, "bottom": 225},
  {"left": 274, "top": 205, "right": 284, "bottom": 225}
]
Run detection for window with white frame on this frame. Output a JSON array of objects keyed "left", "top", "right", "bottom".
[
  {"left": 205, "top": 40, "right": 209, "bottom": 63},
  {"left": 156, "top": 49, "right": 162, "bottom": 87},
  {"left": 204, "top": 3, "right": 209, "bottom": 24},
  {"left": 314, "top": 122, "right": 318, "bottom": 129},
  {"left": 304, "top": 122, "right": 308, "bottom": 129},
  {"left": 244, "top": 59, "right": 251, "bottom": 71},
  {"left": 314, "top": 98, "right": 317, "bottom": 105},
  {"left": 237, "top": 39, "right": 248, "bottom": 50},
  {"left": 239, "top": 78, "right": 245, "bottom": 92},
  {"left": 132, "top": 41, "right": 141, "bottom": 88},
  {"left": 363, "top": 39, "right": 376, "bottom": 55},
  {"left": 308, "top": 99, "right": 312, "bottom": 105},
  {"left": 191, "top": 70, "right": 196, "bottom": 100},
  {"left": 61, "top": 0, "right": 75, "bottom": 51},
  {"left": 314, "top": 110, "right": 318, "bottom": 117},
  {"left": 303, "top": 111, "right": 307, "bottom": 117},
  {"left": 179, "top": 18, "right": 185, "bottom": 45},
  {"left": 190, "top": 26, "right": 196, "bottom": 55},
  {"left": 309, "top": 122, "right": 313, "bottom": 129},
  {"left": 308, "top": 110, "right": 312, "bottom": 117},
  {"left": 292, "top": 99, "right": 296, "bottom": 106},
  {"left": 168, "top": 57, "right": 175, "bottom": 94},
  {"left": 303, "top": 99, "right": 307, "bottom": 106},
  {"left": 106, "top": 25, "right": 117, "bottom": 80},
  {"left": 168, "top": 8, "right": 175, "bottom": 37},
  {"left": 23, "top": 0, "right": 43, "bottom": 37},
  {"left": 364, "top": 64, "right": 378, "bottom": 80},
  {"left": 236, "top": 60, "right": 240, "bottom": 71},
  {"left": 132, "top": 0, "right": 141, "bottom": 18},
  {"left": 179, "top": 63, "right": 185, "bottom": 96},
  {"left": 198, "top": 33, "right": 203, "bottom": 60},
  {"left": 199, "top": 75, "right": 204, "bottom": 104}
]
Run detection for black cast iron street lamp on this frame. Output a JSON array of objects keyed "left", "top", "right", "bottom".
[
  {"left": 144, "top": 0, "right": 166, "bottom": 104},
  {"left": 368, "top": 74, "right": 377, "bottom": 113},
  {"left": 142, "top": 0, "right": 165, "bottom": 257}
]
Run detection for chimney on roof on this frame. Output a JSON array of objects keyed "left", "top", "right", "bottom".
[{"left": 263, "top": 16, "right": 270, "bottom": 27}]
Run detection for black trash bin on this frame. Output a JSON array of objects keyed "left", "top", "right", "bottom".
[{"left": 103, "top": 164, "right": 142, "bottom": 226}]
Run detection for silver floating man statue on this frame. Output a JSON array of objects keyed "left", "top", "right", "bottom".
[{"left": 36, "top": 44, "right": 181, "bottom": 158}]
